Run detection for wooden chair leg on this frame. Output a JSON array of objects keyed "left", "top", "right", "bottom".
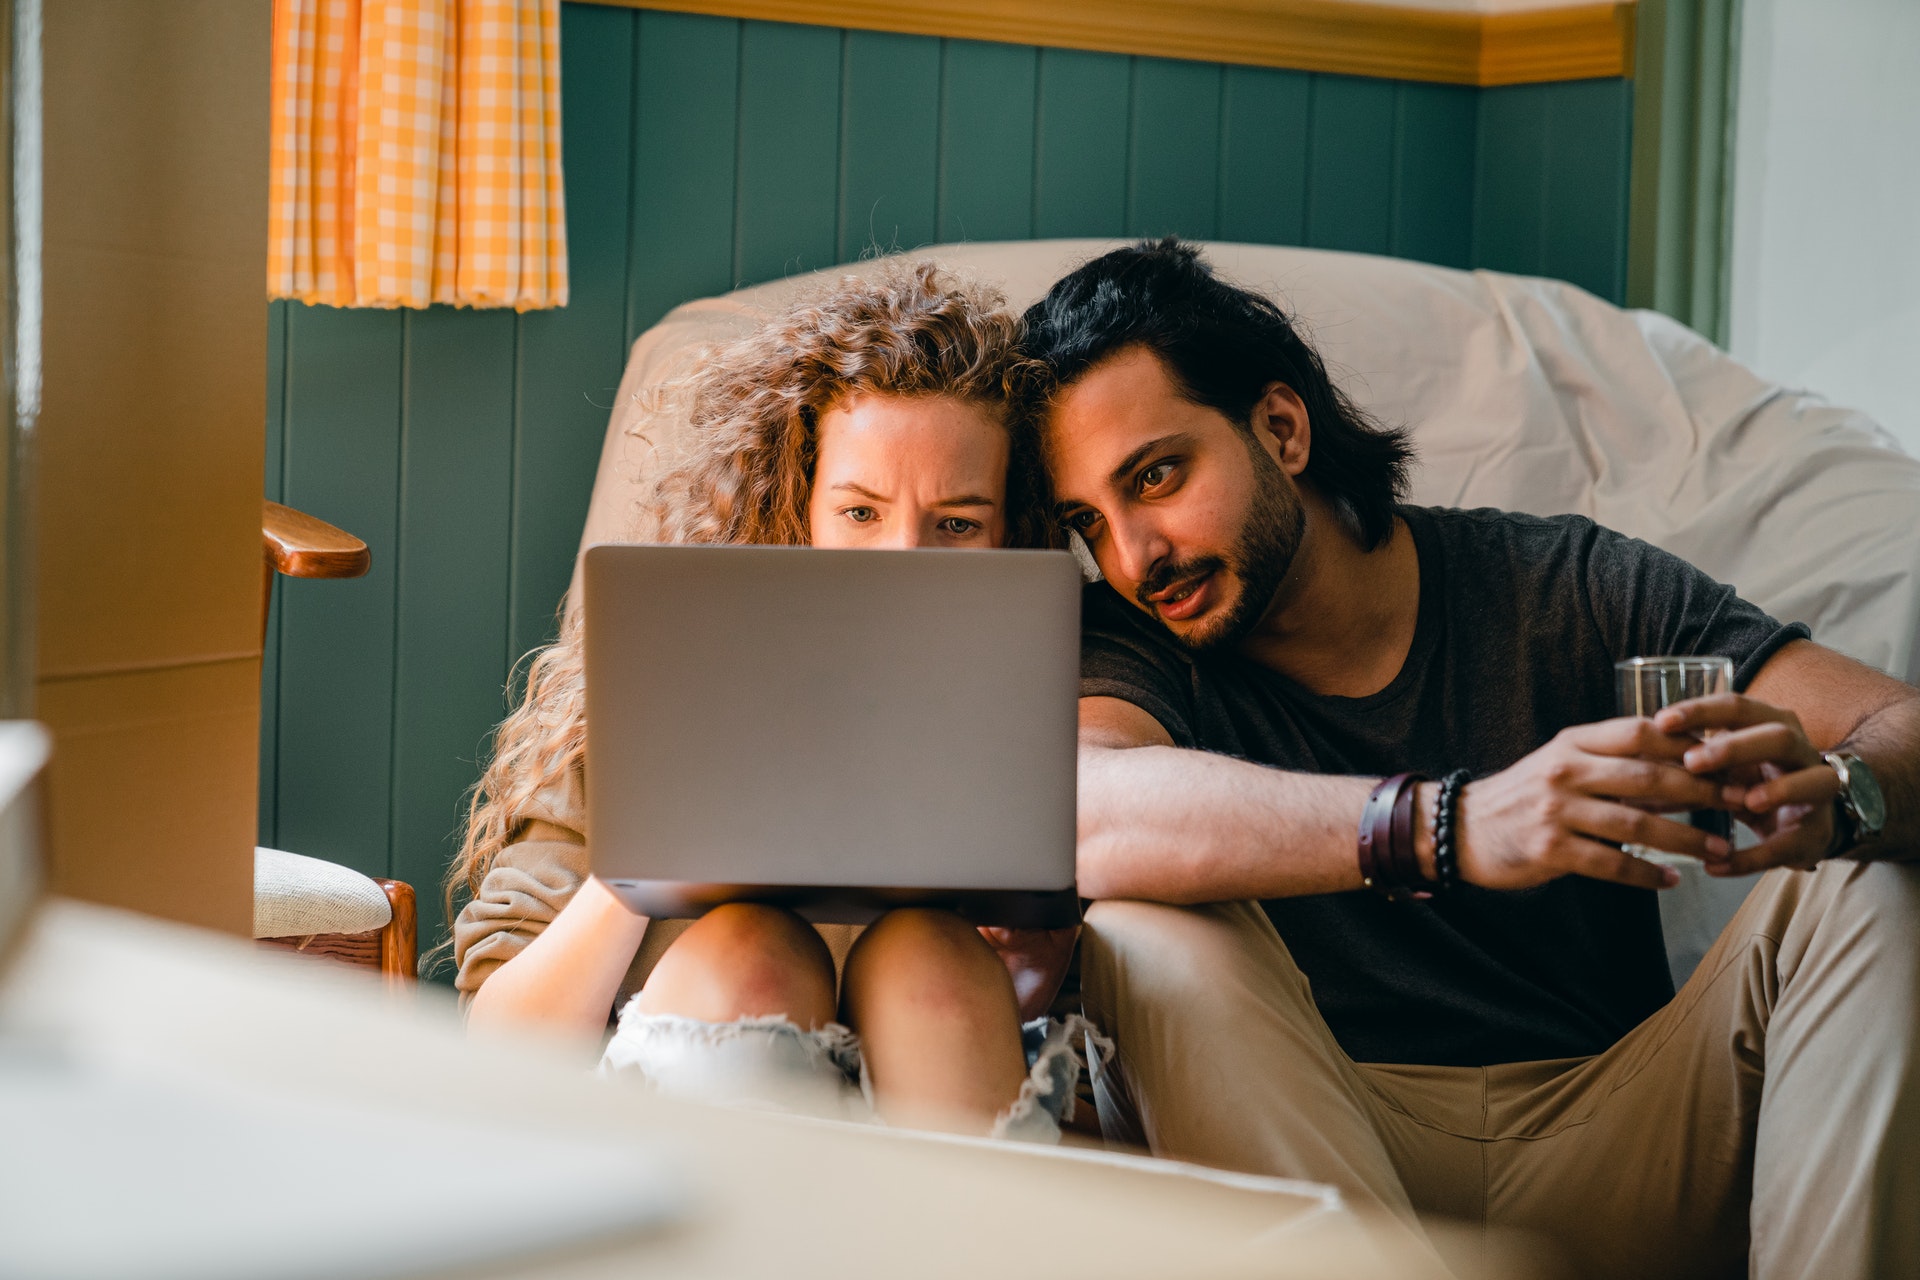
[{"left": 374, "top": 878, "right": 416, "bottom": 985}]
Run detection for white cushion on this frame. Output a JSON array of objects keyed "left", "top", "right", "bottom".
[{"left": 253, "top": 847, "right": 392, "bottom": 940}]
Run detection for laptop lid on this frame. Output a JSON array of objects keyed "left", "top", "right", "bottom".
[{"left": 583, "top": 545, "right": 1080, "bottom": 927}]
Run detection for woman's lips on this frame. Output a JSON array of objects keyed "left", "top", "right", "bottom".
[{"left": 1150, "top": 569, "right": 1216, "bottom": 622}]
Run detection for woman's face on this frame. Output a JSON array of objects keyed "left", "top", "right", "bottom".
[{"left": 807, "top": 393, "right": 1009, "bottom": 549}]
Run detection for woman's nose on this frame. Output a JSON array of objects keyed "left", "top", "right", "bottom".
[{"left": 876, "top": 519, "right": 932, "bottom": 550}]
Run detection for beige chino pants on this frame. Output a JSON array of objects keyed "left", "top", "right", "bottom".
[{"left": 1081, "top": 861, "right": 1920, "bottom": 1280}]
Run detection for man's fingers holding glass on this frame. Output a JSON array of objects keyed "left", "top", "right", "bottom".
[
  {"left": 1710, "top": 809, "right": 1831, "bottom": 876},
  {"left": 1722, "top": 762, "right": 1841, "bottom": 817},
  {"left": 1574, "top": 753, "right": 1724, "bottom": 811},
  {"left": 1654, "top": 691, "right": 1806, "bottom": 738},
  {"left": 1563, "top": 795, "right": 1730, "bottom": 862},
  {"left": 1554, "top": 832, "right": 1682, "bottom": 890},
  {"left": 1566, "top": 715, "right": 1697, "bottom": 761},
  {"left": 1681, "top": 720, "right": 1820, "bottom": 775}
]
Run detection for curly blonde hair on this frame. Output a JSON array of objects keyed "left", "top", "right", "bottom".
[{"left": 443, "top": 262, "right": 1053, "bottom": 932}]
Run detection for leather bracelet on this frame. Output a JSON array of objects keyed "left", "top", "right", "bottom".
[
  {"left": 1358, "top": 776, "right": 1400, "bottom": 892},
  {"left": 1390, "top": 775, "right": 1424, "bottom": 888},
  {"left": 1359, "top": 772, "right": 1431, "bottom": 901}
]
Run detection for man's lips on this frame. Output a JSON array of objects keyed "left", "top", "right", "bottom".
[{"left": 1146, "top": 569, "right": 1216, "bottom": 622}]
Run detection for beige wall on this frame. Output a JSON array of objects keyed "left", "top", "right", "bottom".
[{"left": 36, "top": 1, "right": 269, "bottom": 933}]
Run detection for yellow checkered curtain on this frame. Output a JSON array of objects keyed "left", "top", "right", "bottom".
[{"left": 267, "top": 0, "right": 569, "bottom": 311}]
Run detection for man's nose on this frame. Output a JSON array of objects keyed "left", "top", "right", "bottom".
[{"left": 1107, "top": 514, "right": 1171, "bottom": 586}]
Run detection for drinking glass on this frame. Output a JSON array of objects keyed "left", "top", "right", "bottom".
[{"left": 1614, "top": 656, "right": 1735, "bottom": 866}]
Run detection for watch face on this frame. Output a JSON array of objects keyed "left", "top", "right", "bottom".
[{"left": 1849, "top": 757, "right": 1889, "bottom": 835}]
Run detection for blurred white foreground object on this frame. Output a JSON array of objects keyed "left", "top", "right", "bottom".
[
  {"left": 0, "top": 898, "right": 1487, "bottom": 1279},
  {"left": 0, "top": 1047, "right": 686, "bottom": 1280}
]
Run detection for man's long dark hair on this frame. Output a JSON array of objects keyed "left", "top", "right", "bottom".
[{"left": 1020, "top": 238, "right": 1414, "bottom": 551}]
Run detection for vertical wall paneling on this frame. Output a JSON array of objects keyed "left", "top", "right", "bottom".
[
  {"left": 1474, "top": 79, "right": 1631, "bottom": 304},
  {"left": 1390, "top": 83, "right": 1477, "bottom": 269},
  {"left": 937, "top": 40, "right": 1038, "bottom": 243},
  {"left": 839, "top": 31, "right": 941, "bottom": 260},
  {"left": 259, "top": 300, "right": 288, "bottom": 845},
  {"left": 1473, "top": 82, "right": 1551, "bottom": 281},
  {"left": 514, "top": 1, "right": 637, "bottom": 664},
  {"left": 1127, "top": 58, "right": 1224, "bottom": 240},
  {"left": 1032, "top": 49, "right": 1130, "bottom": 240},
  {"left": 1305, "top": 75, "right": 1398, "bottom": 254},
  {"left": 390, "top": 307, "right": 517, "bottom": 954},
  {"left": 735, "top": 22, "right": 843, "bottom": 283},
  {"left": 263, "top": 3, "right": 1640, "bottom": 959},
  {"left": 626, "top": 10, "right": 740, "bottom": 336},
  {"left": 1541, "top": 78, "right": 1633, "bottom": 303},
  {"left": 1218, "top": 67, "right": 1311, "bottom": 247},
  {"left": 275, "top": 304, "right": 404, "bottom": 880}
]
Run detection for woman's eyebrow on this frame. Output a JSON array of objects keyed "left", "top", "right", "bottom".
[
  {"left": 935, "top": 494, "right": 997, "bottom": 508},
  {"left": 829, "top": 482, "right": 888, "bottom": 501}
]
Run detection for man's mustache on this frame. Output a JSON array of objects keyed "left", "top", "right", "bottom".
[{"left": 1135, "top": 555, "right": 1229, "bottom": 610}]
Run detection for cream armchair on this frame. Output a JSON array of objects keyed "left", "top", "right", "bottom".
[{"left": 576, "top": 239, "right": 1920, "bottom": 983}]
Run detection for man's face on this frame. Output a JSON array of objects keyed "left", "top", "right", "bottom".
[{"left": 1044, "top": 346, "right": 1307, "bottom": 651}]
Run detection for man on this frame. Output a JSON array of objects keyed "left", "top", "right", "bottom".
[{"left": 1021, "top": 239, "right": 1920, "bottom": 1280}]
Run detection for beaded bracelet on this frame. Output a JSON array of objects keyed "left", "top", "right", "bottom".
[{"left": 1432, "top": 769, "right": 1471, "bottom": 892}]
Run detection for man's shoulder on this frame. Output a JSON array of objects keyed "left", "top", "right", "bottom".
[
  {"left": 1410, "top": 504, "right": 1604, "bottom": 551},
  {"left": 1414, "top": 505, "right": 1706, "bottom": 594},
  {"left": 1411, "top": 505, "right": 1643, "bottom": 588}
]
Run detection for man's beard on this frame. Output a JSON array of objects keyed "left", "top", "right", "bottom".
[{"left": 1134, "top": 437, "right": 1305, "bottom": 652}]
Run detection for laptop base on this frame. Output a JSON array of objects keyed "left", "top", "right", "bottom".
[{"left": 603, "top": 881, "right": 1081, "bottom": 930}]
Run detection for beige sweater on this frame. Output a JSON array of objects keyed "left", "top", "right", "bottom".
[{"left": 452, "top": 766, "right": 860, "bottom": 1014}]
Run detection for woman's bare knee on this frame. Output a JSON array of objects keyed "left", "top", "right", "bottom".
[
  {"left": 841, "top": 908, "right": 1027, "bottom": 1130},
  {"left": 843, "top": 909, "right": 1013, "bottom": 1016},
  {"left": 636, "top": 903, "right": 836, "bottom": 1028}
]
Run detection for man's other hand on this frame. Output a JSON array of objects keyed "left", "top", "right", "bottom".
[
  {"left": 1456, "top": 717, "right": 1731, "bottom": 892},
  {"left": 1656, "top": 693, "right": 1839, "bottom": 875},
  {"left": 978, "top": 925, "right": 1079, "bottom": 1023}
]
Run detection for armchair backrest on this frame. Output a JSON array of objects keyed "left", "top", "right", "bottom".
[{"left": 580, "top": 239, "right": 1920, "bottom": 683}]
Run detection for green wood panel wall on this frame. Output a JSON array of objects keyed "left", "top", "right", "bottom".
[{"left": 261, "top": 1, "right": 1635, "bottom": 967}]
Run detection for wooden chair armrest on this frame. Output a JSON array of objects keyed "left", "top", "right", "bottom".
[
  {"left": 375, "top": 878, "right": 416, "bottom": 984},
  {"left": 264, "top": 500, "right": 370, "bottom": 580}
]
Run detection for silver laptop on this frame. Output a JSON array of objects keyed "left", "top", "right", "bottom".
[{"left": 583, "top": 544, "right": 1081, "bottom": 928}]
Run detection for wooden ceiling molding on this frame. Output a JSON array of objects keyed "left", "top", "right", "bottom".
[{"left": 575, "top": 0, "right": 1636, "bottom": 87}]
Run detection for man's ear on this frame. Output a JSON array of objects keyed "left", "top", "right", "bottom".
[{"left": 1249, "top": 382, "right": 1311, "bottom": 477}]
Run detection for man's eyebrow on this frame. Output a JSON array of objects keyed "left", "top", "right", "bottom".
[{"left": 1107, "top": 433, "right": 1193, "bottom": 489}]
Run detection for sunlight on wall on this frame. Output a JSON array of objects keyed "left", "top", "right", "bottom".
[{"left": 1729, "top": 0, "right": 1920, "bottom": 455}]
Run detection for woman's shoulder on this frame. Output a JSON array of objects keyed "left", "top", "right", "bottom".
[{"left": 451, "top": 765, "right": 590, "bottom": 990}]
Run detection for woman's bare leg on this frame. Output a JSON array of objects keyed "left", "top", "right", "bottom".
[
  {"left": 635, "top": 902, "right": 836, "bottom": 1026},
  {"left": 840, "top": 908, "right": 1028, "bottom": 1133}
]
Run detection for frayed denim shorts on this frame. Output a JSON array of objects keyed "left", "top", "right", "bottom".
[{"left": 599, "top": 1002, "right": 1108, "bottom": 1144}]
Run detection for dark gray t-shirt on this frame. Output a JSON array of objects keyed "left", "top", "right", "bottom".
[{"left": 1080, "top": 505, "right": 1809, "bottom": 1067}]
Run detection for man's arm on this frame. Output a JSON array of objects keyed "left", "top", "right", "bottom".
[
  {"left": 1661, "top": 638, "right": 1920, "bottom": 872},
  {"left": 1077, "top": 696, "right": 1375, "bottom": 901},
  {"left": 1077, "top": 695, "right": 1724, "bottom": 902}
]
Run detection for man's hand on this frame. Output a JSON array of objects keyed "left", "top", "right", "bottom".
[
  {"left": 978, "top": 925, "right": 1079, "bottom": 1022},
  {"left": 1655, "top": 693, "right": 1839, "bottom": 875},
  {"left": 1456, "top": 717, "right": 1732, "bottom": 891}
]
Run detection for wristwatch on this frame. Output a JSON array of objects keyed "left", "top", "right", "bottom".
[{"left": 1821, "top": 751, "right": 1887, "bottom": 856}]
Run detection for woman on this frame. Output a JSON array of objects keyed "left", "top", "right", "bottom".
[{"left": 450, "top": 263, "right": 1087, "bottom": 1141}]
